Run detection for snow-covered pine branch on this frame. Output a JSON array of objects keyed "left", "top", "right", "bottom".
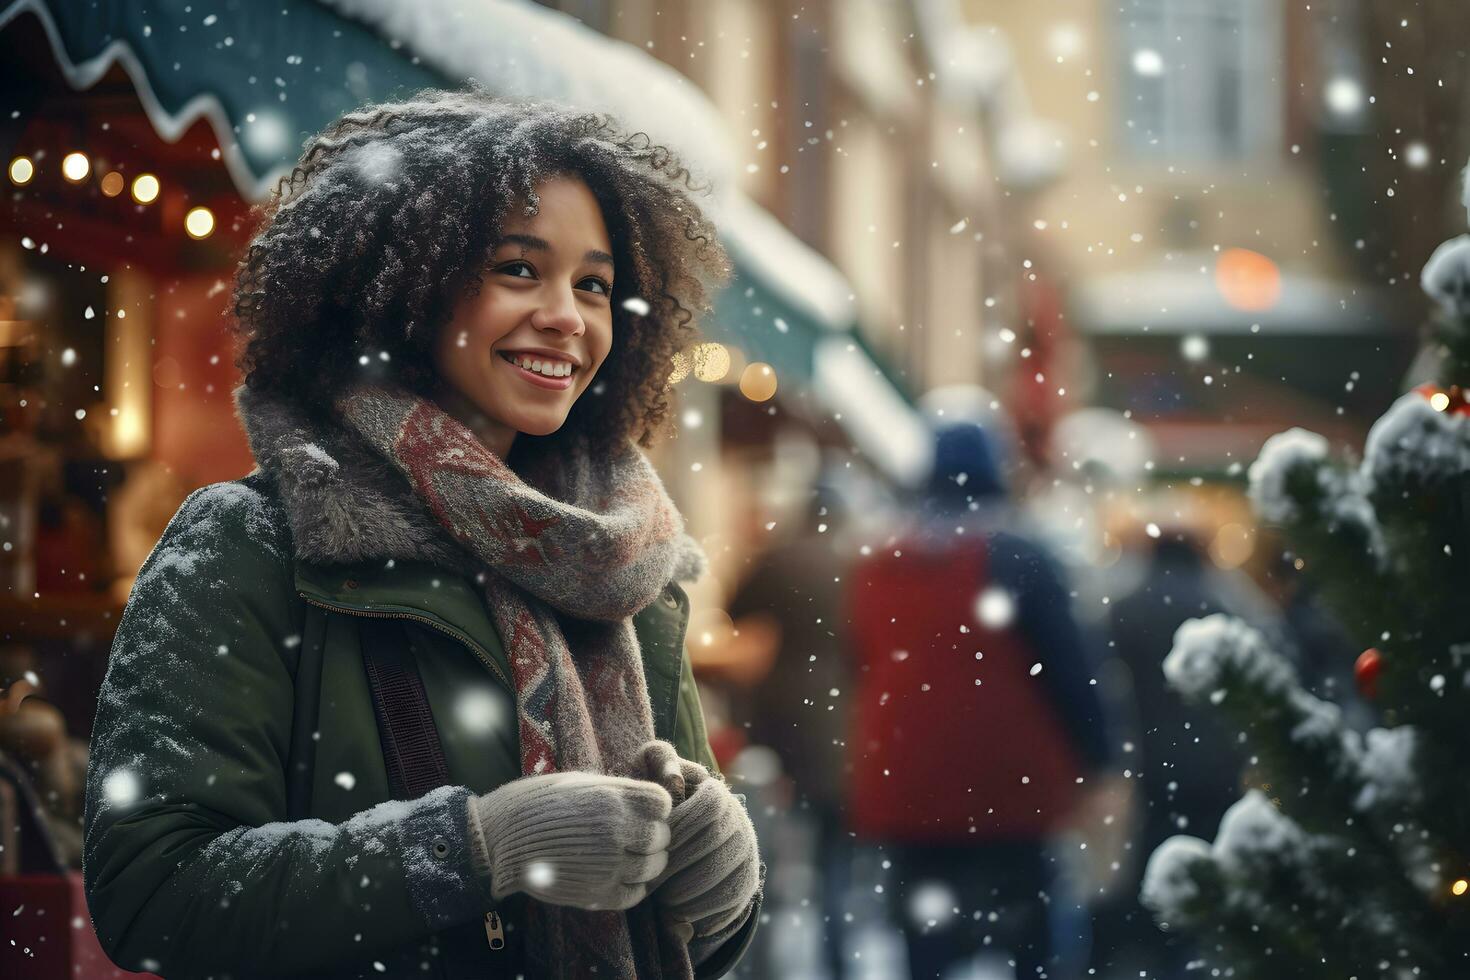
[
  {"left": 1143, "top": 790, "right": 1434, "bottom": 976},
  {"left": 1355, "top": 726, "right": 1421, "bottom": 812},
  {"left": 1362, "top": 390, "right": 1470, "bottom": 493},
  {"left": 1164, "top": 614, "right": 1296, "bottom": 703},
  {"left": 1421, "top": 234, "right": 1470, "bottom": 319},
  {"left": 1463, "top": 163, "right": 1470, "bottom": 226},
  {"left": 1247, "top": 427, "right": 1330, "bottom": 526},
  {"left": 1139, "top": 834, "right": 1216, "bottom": 929},
  {"left": 1164, "top": 617, "right": 1374, "bottom": 831}
]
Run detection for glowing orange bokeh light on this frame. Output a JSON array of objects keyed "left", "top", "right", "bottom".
[{"left": 1215, "top": 248, "right": 1282, "bottom": 312}]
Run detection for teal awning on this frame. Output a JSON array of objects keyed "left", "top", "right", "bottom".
[
  {"left": 5, "top": 0, "right": 926, "bottom": 483},
  {"left": 710, "top": 246, "right": 916, "bottom": 403},
  {"left": 2, "top": 0, "right": 441, "bottom": 196},
  {"left": 710, "top": 261, "right": 823, "bottom": 386}
]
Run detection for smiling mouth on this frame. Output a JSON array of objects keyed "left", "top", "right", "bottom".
[
  {"left": 497, "top": 351, "right": 577, "bottom": 389},
  {"left": 496, "top": 351, "right": 579, "bottom": 377}
]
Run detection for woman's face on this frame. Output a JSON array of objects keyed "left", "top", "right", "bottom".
[{"left": 433, "top": 175, "right": 616, "bottom": 454}]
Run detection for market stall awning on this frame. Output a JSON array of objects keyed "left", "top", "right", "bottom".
[
  {"left": 3, "top": 0, "right": 924, "bottom": 484},
  {"left": 0, "top": 0, "right": 443, "bottom": 198}
]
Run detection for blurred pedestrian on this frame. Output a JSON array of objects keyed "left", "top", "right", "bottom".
[
  {"left": 845, "top": 421, "right": 1113, "bottom": 980},
  {"left": 726, "top": 468, "right": 858, "bottom": 977},
  {"left": 1258, "top": 544, "right": 1376, "bottom": 733},
  {"left": 1092, "top": 527, "right": 1283, "bottom": 979}
]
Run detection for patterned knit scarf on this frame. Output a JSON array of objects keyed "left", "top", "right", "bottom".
[{"left": 335, "top": 380, "right": 704, "bottom": 979}]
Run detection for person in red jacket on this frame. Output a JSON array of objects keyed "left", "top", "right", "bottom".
[{"left": 845, "top": 421, "right": 1113, "bottom": 980}]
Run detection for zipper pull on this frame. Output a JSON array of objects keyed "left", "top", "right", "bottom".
[{"left": 484, "top": 909, "right": 505, "bottom": 951}]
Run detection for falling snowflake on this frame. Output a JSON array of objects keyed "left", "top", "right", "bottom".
[
  {"left": 976, "top": 587, "right": 1016, "bottom": 629},
  {"left": 103, "top": 768, "right": 141, "bottom": 806}
]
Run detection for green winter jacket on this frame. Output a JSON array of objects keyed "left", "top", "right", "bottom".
[{"left": 82, "top": 470, "right": 755, "bottom": 979}]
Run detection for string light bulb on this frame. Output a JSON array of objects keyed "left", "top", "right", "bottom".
[
  {"left": 185, "top": 206, "right": 216, "bottom": 239},
  {"left": 131, "top": 173, "right": 160, "bottom": 204},
  {"left": 692, "top": 342, "right": 731, "bottom": 383},
  {"left": 739, "top": 362, "right": 778, "bottom": 402},
  {"left": 1453, "top": 879, "right": 1468, "bottom": 897},
  {"left": 8, "top": 156, "right": 34, "bottom": 185},
  {"left": 61, "top": 152, "right": 91, "bottom": 183}
]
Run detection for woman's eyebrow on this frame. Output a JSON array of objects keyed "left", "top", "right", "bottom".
[{"left": 499, "top": 233, "right": 614, "bottom": 269}]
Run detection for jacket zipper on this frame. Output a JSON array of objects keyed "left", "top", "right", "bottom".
[
  {"left": 484, "top": 910, "right": 505, "bottom": 950},
  {"left": 299, "top": 594, "right": 512, "bottom": 955},
  {"left": 297, "top": 593, "right": 513, "bottom": 690}
]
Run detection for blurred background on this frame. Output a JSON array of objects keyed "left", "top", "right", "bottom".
[{"left": 1, "top": 1, "right": 1467, "bottom": 977}]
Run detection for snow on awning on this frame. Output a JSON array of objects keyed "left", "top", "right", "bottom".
[
  {"left": 1, "top": 0, "right": 443, "bottom": 200},
  {"left": 318, "top": 0, "right": 736, "bottom": 193},
  {"left": 814, "top": 335, "right": 931, "bottom": 488},
  {"left": 7, "top": 0, "right": 924, "bottom": 481},
  {"left": 716, "top": 194, "right": 856, "bottom": 332}
]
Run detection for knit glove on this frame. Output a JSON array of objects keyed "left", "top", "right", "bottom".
[
  {"left": 466, "top": 771, "right": 672, "bottom": 911},
  {"left": 637, "top": 742, "right": 761, "bottom": 958}
]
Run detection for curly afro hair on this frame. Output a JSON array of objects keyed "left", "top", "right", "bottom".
[{"left": 231, "top": 88, "right": 730, "bottom": 459}]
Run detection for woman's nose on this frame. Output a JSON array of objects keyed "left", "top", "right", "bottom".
[{"left": 530, "top": 285, "right": 584, "bottom": 335}]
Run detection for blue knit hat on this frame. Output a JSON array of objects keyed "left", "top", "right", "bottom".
[{"left": 925, "top": 421, "right": 1007, "bottom": 503}]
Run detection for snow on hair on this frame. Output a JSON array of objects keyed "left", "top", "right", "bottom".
[{"left": 231, "top": 90, "right": 729, "bottom": 453}]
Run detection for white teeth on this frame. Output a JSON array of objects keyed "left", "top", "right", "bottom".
[{"left": 507, "top": 354, "right": 573, "bottom": 378}]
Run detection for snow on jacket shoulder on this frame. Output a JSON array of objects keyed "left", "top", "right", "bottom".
[
  {"left": 82, "top": 472, "right": 749, "bottom": 979},
  {"left": 82, "top": 479, "right": 492, "bottom": 978}
]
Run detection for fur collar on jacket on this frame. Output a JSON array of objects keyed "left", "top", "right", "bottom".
[{"left": 233, "top": 383, "right": 480, "bottom": 573}]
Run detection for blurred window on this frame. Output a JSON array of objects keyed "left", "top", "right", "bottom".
[
  {"left": 1117, "top": 0, "right": 1281, "bottom": 162},
  {"left": 784, "top": 10, "right": 831, "bottom": 251}
]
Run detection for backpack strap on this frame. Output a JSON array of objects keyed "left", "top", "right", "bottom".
[{"left": 359, "top": 619, "right": 453, "bottom": 800}]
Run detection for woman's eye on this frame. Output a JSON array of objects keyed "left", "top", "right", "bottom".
[
  {"left": 497, "top": 261, "right": 535, "bottom": 279},
  {"left": 578, "top": 277, "right": 612, "bottom": 296}
]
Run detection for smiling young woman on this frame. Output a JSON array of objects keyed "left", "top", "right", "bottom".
[
  {"left": 81, "top": 91, "right": 762, "bottom": 980},
  {"left": 432, "top": 176, "right": 618, "bottom": 461}
]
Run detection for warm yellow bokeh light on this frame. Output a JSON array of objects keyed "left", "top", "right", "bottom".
[
  {"left": 1209, "top": 522, "right": 1255, "bottom": 570},
  {"left": 1215, "top": 248, "right": 1281, "bottom": 312},
  {"left": 8, "top": 156, "right": 34, "bottom": 185},
  {"left": 668, "top": 350, "right": 692, "bottom": 385},
  {"left": 100, "top": 171, "right": 125, "bottom": 197},
  {"left": 1430, "top": 391, "right": 1451, "bottom": 412},
  {"left": 61, "top": 152, "right": 91, "bottom": 183},
  {"left": 131, "top": 173, "right": 160, "bottom": 204},
  {"left": 184, "top": 206, "right": 216, "bottom": 239},
  {"left": 692, "top": 343, "right": 731, "bottom": 383},
  {"left": 691, "top": 607, "right": 735, "bottom": 648},
  {"left": 1453, "top": 879, "right": 1468, "bottom": 897},
  {"left": 739, "top": 362, "right": 778, "bottom": 401}
]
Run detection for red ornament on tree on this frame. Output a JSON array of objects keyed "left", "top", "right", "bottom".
[{"left": 1355, "top": 648, "right": 1384, "bottom": 699}]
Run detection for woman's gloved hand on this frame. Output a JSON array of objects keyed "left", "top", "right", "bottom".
[
  {"left": 466, "top": 771, "right": 672, "bottom": 911},
  {"left": 637, "top": 742, "right": 761, "bottom": 954}
]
